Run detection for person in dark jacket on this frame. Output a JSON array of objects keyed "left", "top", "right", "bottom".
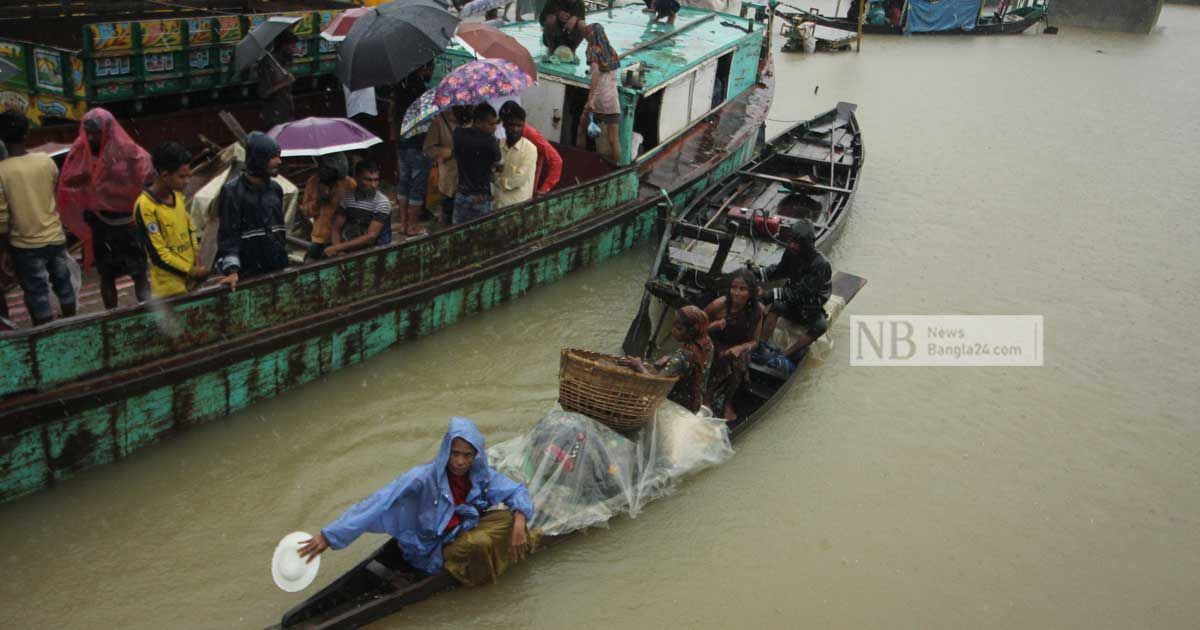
[
  {"left": 216, "top": 132, "right": 288, "bottom": 290},
  {"left": 758, "top": 220, "right": 832, "bottom": 361}
]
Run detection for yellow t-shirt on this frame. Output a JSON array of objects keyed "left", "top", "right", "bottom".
[
  {"left": 134, "top": 190, "right": 199, "bottom": 298},
  {"left": 0, "top": 153, "right": 66, "bottom": 248}
]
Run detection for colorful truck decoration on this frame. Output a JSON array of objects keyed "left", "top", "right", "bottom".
[{"left": 0, "top": 8, "right": 342, "bottom": 124}]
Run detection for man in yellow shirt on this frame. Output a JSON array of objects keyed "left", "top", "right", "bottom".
[
  {"left": 0, "top": 110, "right": 77, "bottom": 326},
  {"left": 494, "top": 103, "right": 538, "bottom": 209},
  {"left": 134, "top": 142, "right": 207, "bottom": 298}
]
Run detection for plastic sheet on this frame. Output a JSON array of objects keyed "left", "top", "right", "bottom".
[{"left": 489, "top": 401, "right": 733, "bottom": 536}]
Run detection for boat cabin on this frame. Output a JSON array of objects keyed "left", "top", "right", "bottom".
[{"left": 437, "top": 5, "right": 767, "bottom": 169}]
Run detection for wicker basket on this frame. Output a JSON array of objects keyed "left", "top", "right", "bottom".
[{"left": 557, "top": 348, "right": 679, "bottom": 433}]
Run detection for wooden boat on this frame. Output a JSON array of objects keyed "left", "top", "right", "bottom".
[
  {"left": 264, "top": 104, "right": 866, "bottom": 630},
  {"left": 777, "top": 0, "right": 1047, "bottom": 36},
  {"left": 0, "top": 5, "right": 775, "bottom": 504}
]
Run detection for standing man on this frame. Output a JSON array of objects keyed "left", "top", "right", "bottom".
[
  {"left": 134, "top": 142, "right": 206, "bottom": 298},
  {"left": 757, "top": 220, "right": 832, "bottom": 361},
  {"left": 56, "top": 108, "right": 155, "bottom": 309},
  {"left": 494, "top": 104, "right": 538, "bottom": 209},
  {"left": 451, "top": 104, "right": 502, "bottom": 225},
  {"left": 423, "top": 106, "right": 471, "bottom": 228},
  {"left": 392, "top": 62, "right": 434, "bottom": 237},
  {"left": 325, "top": 161, "right": 393, "bottom": 257},
  {"left": 499, "top": 101, "right": 561, "bottom": 196},
  {"left": 215, "top": 132, "right": 288, "bottom": 290},
  {"left": 297, "top": 417, "right": 537, "bottom": 587},
  {"left": 579, "top": 20, "right": 623, "bottom": 164},
  {"left": 257, "top": 31, "right": 298, "bottom": 131},
  {"left": 0, "top": 110, "right": 77, "bottom": 326}
]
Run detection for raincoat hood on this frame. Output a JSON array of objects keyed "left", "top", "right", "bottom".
[
  {"left": 55, "top": 108, "right": 155, "bottom": 268},
  {"left": 245, "top": 132, "right": 281, "bottom": 177},
  {"left": 320, "top": 417, "right": 533, "bottom": 575}
]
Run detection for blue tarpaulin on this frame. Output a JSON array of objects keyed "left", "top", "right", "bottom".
[{"left": 905, "top": 0, "right": 981, "bottom": 33}]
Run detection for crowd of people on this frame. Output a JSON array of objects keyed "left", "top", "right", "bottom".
[{"left": 0, "top": 83, "right": 569, "bottom": 328}]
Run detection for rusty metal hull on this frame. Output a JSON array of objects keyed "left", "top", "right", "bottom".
[{"left": 0, "top": 72, "right": 773, "bottom": 504}]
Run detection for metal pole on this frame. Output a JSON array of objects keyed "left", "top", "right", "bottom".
[{"left": 856, "top": 0, "right": 866, "bottom": 51}]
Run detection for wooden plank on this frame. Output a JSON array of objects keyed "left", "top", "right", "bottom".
[{"left": 736, "top": 170, "right": 853, "bottom": 194}]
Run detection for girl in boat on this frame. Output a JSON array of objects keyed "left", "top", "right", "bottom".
[
  {"left": 704, "top": 269, "right": 764, "bottom": 421},
  {"left": 619, "top": 305, "right": 714, "bottom": 413}
]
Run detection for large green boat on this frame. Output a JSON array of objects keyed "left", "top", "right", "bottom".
[{"left": 0, "top": 3, "right": 776, "bottom": 504}]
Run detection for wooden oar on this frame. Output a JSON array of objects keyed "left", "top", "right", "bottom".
[{"left": 624, "top": 189, "right": 681, "bottom": 355}]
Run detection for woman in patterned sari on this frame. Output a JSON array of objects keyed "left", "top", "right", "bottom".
[{"left": 619, "top": 305, "right": 714, "bottom": 413}]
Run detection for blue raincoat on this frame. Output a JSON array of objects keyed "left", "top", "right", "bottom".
[{"left": 321, "top": 417, "right": 534, "bottom": 574}]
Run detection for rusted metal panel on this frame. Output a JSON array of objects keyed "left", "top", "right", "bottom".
[
  {"left": 174, "top": 370, "right": 228, "bottom": 429},
  {"left": 117, "top": 386, "right": 174, "bottom": 458},
  {"left": 0, "top": 427, "right": 47, "bottom": 502},
  {"left": 33, "top": 324, "right": 104, "bottom": 386},
  {"left": 46, "top": 403, "right": 117, "bottom": 482},
  {"left": 0, "top": 337, "right": 35, "bottom": 394}
]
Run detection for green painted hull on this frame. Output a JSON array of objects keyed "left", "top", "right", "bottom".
[{"left": 0, "top": 100, "right": 766, "bottom": 505}]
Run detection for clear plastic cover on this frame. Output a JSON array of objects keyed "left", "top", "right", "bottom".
[{"left": 489, "top": 401, "right": 734, "bottom": 536}]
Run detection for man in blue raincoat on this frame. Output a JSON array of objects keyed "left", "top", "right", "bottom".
[{"left": 298, "top": 417, "right": 536, "bottom": 585}]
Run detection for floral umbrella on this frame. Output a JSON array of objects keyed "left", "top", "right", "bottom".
[
  {"left": 399, "top": 90, "right": 437, "bottom": 139},
  {"left": 399, "top": 58, "right": 533, "bottom": 137}
]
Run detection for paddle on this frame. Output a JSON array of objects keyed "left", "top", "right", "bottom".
[{"left": 621, "top": 189, "right": 677, "bottom": 356}]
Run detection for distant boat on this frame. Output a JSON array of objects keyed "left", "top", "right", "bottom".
[{"left": 779, "top": 0, "right": 1048, "bottom": 36}]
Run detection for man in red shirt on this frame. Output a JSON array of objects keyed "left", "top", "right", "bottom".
[{"left": 500, "top": 102, "right": 561, "bottom": 195}]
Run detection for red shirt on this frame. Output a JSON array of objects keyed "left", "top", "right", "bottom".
[
  {"left": 522, "top": 124, "right": 562, "bottom": 194},
  {"left": 442, "top": 473, "right": 472, "bottom": 533}
]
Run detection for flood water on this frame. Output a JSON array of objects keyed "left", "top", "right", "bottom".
[{"left": 3, "top": 4, "right": 1200, "bottom": 629}]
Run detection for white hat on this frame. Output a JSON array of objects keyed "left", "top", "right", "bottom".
[{"left": 272, "top": 531, "right": 321, "bottom": 592}]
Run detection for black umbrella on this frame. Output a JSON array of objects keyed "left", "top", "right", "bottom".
[
  {"left": 336, "top": 0, "right": 460, "bottom": 91},
  {"left": 234, "top": 15, "right": 301, "bottom": 75}
]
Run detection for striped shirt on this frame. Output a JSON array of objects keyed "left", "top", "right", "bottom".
[{"left": 337, "top": 189, "right": 393, "bottom": 246}]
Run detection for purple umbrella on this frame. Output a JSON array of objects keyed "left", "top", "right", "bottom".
[{"left": 266, "top": 117, "right": 382, "bottom": 157}]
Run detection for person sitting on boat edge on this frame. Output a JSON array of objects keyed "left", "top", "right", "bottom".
[
  {"left": 757, "top": 220, "right": 832, "bottom": 362},
  {"left": 324, "top": 160, "right": 393, "bottom": 257},
  {"left": 540, "top": 0, "right": 586, "bottom": 58},
  {"left": 298, "top": 417, "right": 538, "bottom": 587},
  {"left": 704, "top": 268, "right": 764, "bottom": 421},
  {"left": 215, "top": 132, "right": 288, "bottom": 291},
  {"left": 300, "top": 152, "right": 354, "bottom": 261},
  {"left": 134, "top": 142, "right": 206, "bottom": 298},
  {"left": 619, "top": 305, "right": 714, "bottom": 414}
]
